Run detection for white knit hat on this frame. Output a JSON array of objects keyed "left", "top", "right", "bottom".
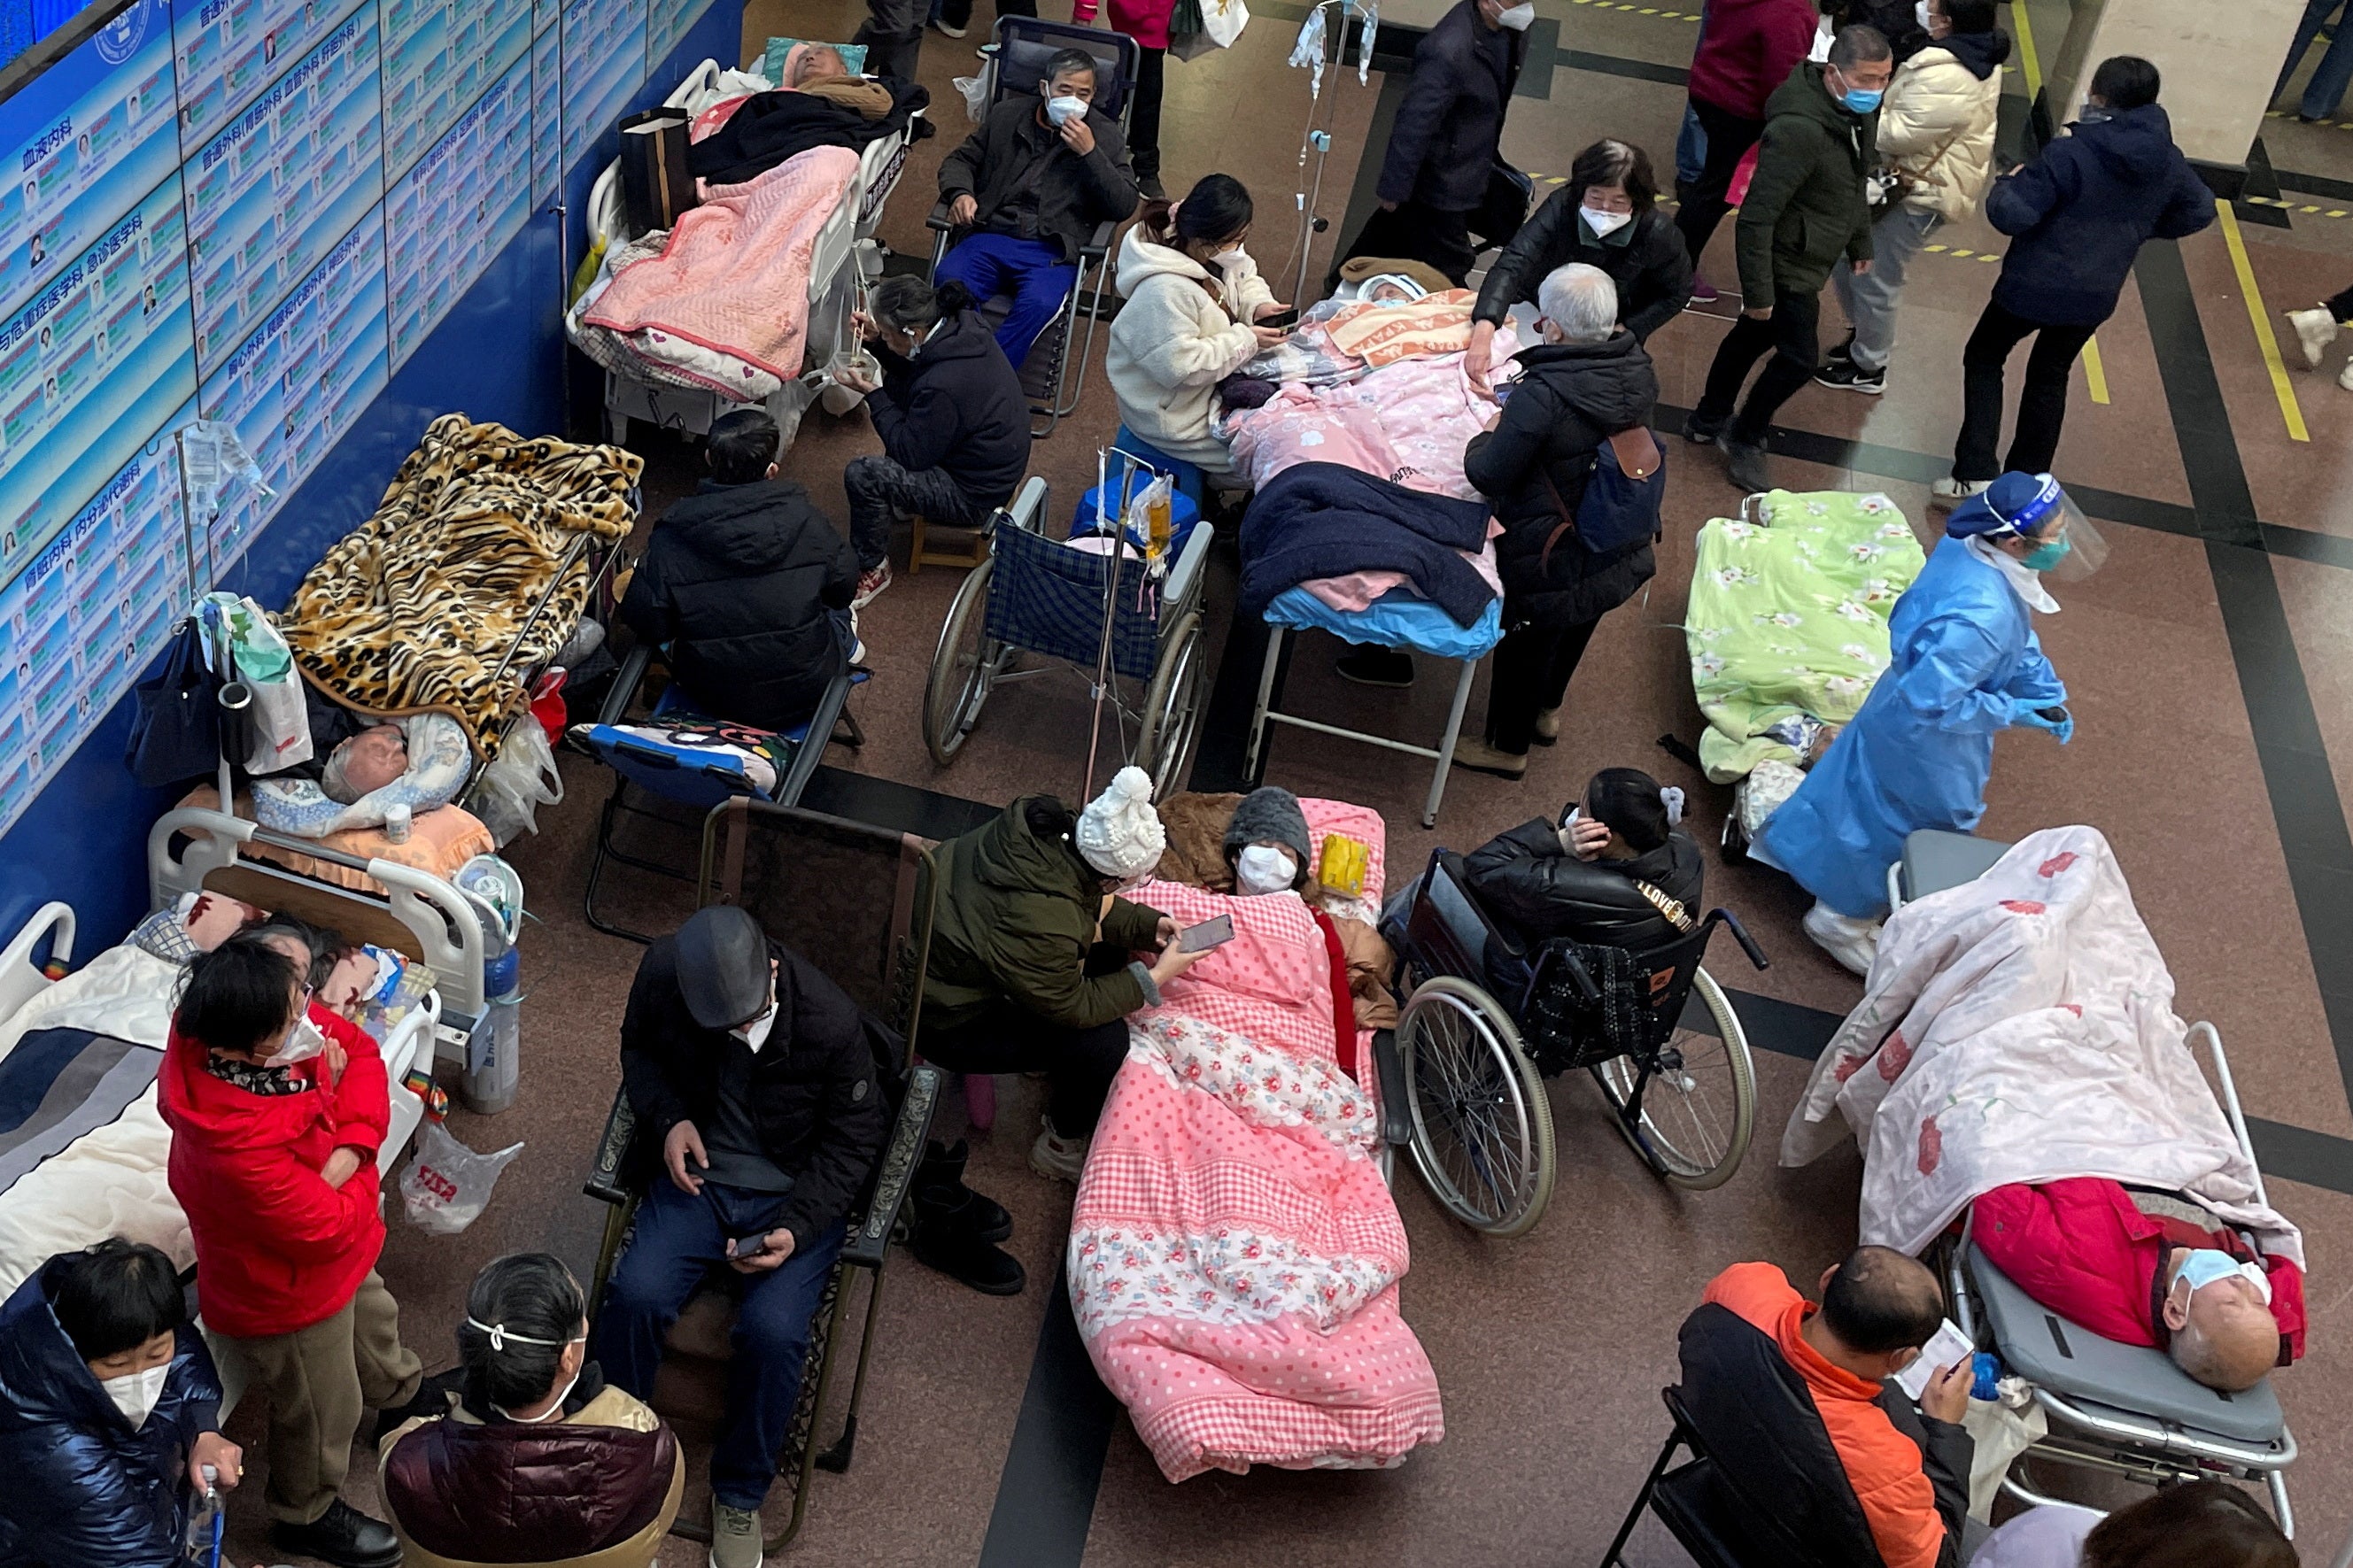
[{"left": 1074, "top": 766, "right": 1165, "bottom": 879}]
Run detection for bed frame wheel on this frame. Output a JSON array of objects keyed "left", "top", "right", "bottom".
[
  {"left": 1136, "top": 609, "right": 1205, "bottom": 802},
  {"left": 922, "top": 556, "right": 1002, "bottom": 767},
  {"left": 1397, "top": 975, "right": 1555, "bottom": 1236},
  {"left": 1589, "top": 965, "right": 1756, "bottom": 1191}
]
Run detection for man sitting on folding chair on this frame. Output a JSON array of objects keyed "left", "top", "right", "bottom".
[
  {"left": 933, "top": 47, "right": 1140, "bottom": 371},
  {"left": 1678, "top": 1247, "right": 1976, "bottom": 1567},
  {"left": 590, "top": 907, "right": 888, "bottom": 1568},
  {"left": 618, "top": 409, "right": 861, "bottom": 734}
]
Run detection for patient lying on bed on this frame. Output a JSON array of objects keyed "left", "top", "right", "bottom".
[
  {"left": 1972, "top": 1178, "right": 2304, "bottom": 1392},
  {"left": 320, "top": 724, "right": 408, "bottom": 804}
]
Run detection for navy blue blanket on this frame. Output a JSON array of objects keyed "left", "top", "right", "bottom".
[
  {"left": 0, "top": 1029, "right": 161, "bottom": 1198},
  {"left": 1237, "top": 462, "right": 1498, "bottom": 628}
]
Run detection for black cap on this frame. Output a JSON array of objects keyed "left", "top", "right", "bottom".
[{"left": 672, "top": 906, "right": 771, "bottom": 1030}]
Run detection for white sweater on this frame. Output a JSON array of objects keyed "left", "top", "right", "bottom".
[
  {"left": 1104, "top": 226, "right": 1275, "bottom": 474},
  {"left": 1878, "top": 44, "right": 2004, "bottom": 224}
]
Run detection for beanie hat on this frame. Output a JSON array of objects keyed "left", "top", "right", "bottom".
[
  {"left": 1074, "top": 767, "right": 1166, "bottom": 879},
  {"left": 1221, "top": 787, "right": 1312, "bottom": 883}
]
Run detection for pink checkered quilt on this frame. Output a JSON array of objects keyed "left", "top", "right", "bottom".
[{"left": 1068, "top": 817, "right": 1443, "bottom": 1481}]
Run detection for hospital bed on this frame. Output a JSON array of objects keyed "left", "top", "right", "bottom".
[
  {"left": 1896, "top": 828, "right": 2300, "bottom": 1536},
  {"left": 579, "top": 56, "right": 925, "bottom": 452}
]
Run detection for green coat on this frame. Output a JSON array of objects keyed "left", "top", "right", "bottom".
[
  {"left": 923, "top": 796, "right": 1166, "bottom": 1034},
  {"left": 1735, "top": 62, "right": 1878, "bottom": 303}
]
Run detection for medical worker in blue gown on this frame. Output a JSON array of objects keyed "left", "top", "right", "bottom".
[{"left": 1758, "top": 470, "right": 2095, "bottom": 975}]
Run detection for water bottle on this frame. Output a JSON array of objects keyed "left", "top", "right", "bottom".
[
  {"left": 186, "top": 1464, "right": 221, "bottom": 1567},
  {"left": 460, "top": 946, "right": 522, "bottom": 1115}
]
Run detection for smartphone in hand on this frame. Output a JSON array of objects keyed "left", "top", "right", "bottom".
[
  {"left": 1178, "top": 915, "right": 1235, "bottom": 953},
  {"left": 728, "top": 1232, "right": 774, "bottom": 1261}
]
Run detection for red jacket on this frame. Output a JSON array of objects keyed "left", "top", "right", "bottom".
[
  {"left": 159, "top": 1004, "right": 391, "bottom": 1339},
  {"left": 1686, "top": 0, "right": 1818, "bottom": 119},
  {"left": 1972, "top": 1178, "right": 2305, "bottom": 1363}
]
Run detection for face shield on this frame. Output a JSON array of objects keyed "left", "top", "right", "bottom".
[{"left": 1999, "top": 474, "right": 2108, "bottom": 583}]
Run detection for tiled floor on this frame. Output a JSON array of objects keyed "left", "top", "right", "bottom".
[{"left": 220, "top": 1, "right": 2353, "bottom": 1563}]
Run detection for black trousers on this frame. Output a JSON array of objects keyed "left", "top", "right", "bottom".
[
  {"left": 1952, "top": 297, "right": 2097, "bottom": 482},
  {"left": 2329, "top": 282, "right": 2353, "bottom": 321},
  {"left": 921, "top": 943, "right": 1133, "bottom": 1135},
  {"left": 1486, "top": 612, "right": 1601, "bottom": 755},
  {"left": 1332, "top": 200, "right": 1476, "bottom": 288},
  {"left": 1675, "top": 97, "right": 1766, "bottom": 268},
  {"left": 1129, "top": 46, "right": 1165, "bottom": 181},
  {"left": 1696, "top": 287, "right": 1822, "bottom": 444}
]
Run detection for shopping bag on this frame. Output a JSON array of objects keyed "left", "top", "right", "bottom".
[
  {"left": 126, "top": 620, "right": 224, "bottom": 788},
  {"left": 617, "top": 107, "right": 700, "bottom": 236},
  {"left": 202, "top": 593, "right": 312, "bottom": 774},
  {"left": 1202, "top": 0, "right": 1250, "bottom": 47},
  {"left": 474, "top": 718, "right": 566, "bottom": 846},
  {"left": 399, "top": 1120, "right": 525, "bottom": 1235}
]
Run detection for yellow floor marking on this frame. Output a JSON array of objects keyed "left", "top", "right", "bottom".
[
  {"left": 2218, "top": 201, "right": 2311, "bottom": 443},
  {"left": 1950, "top": 247, "right": 1974, "bottom": 258},
  {"left": 2078, "top": 336, "right": 2109, "bottom": 405},
  {"left": 1925, "top": 243, "right": 1948, "bottom": 252},
  {"left": 2009, "top": 0, "right": 2044, "bottom": 97}
]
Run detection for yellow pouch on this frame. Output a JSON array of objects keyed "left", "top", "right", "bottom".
[{"left": 1319, "top": 832, "right": 1370, "bottom": 899}]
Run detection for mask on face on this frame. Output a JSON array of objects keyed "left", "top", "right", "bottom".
[
  {"left": 2174, "top": 1248, "right": 2273, "bottom": 1306},
  {"left": 1495, "top": 3, "right": 1536, "bottom": 27},
  {"left": 1581, "top": 205, "right": 1633, "bottom": 238},
  {"left": 1842, "top": 86, "right": 1885, "bottom": 114},
  {"left": 2022, "top": 536, "right": 2072, "bottom": 572},
  {"left": 1208, "top": 246, "right": 1249, "bottom": 270},
  {"left": 1556, "top": 807, "right": 1584, "bottom": 858},
  {"left": 270, "top": 1015, "right": 327, "bottom": 1066},
  {"left": 495, "top": 1367, "right": 584, "bottom": 1424},
  {"left": 1044, "top": 93, "right": 1087, "bottom": 127},
  {"left": 101, "top": 1362, "right": 170, "bottom": 1430},
  {"left": 1914, "top": 0, "right": 1933, "bottom": 28},
  {"left": 1235, "top": 845, "right": 1298, "bottom": 895}
]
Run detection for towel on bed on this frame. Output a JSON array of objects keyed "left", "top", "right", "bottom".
[
  {"left": 1070, "top": 877, "right": 1442, "bottom": 1481},
  {"left": 280, "top": 416, "right": 639, "bottom": 757},
  {"left": 1239, "top": 463, "right": 1498, "bottom": 627}
]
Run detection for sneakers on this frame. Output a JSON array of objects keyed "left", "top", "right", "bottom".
[
  {"left": 1689, "top": 273, "right": 1720, "bottom": 305},
  {"left": 1681, "top": 408, "right": 1726, "bottom": 445},
  {"left": 852, "top": 561, "right": 892, "bottom": 609},
  {"left": 1137, "top": 172, "right": 1166, "bottom": 201},
  {"left": 2287, "top": 306, "right": 2340, "bottom": 369},
  {"left": 271, "top": 1499, "right": 403, "bottom": 1568},
  {"left": 1802, "top": 901, "right": 1882, "bottom": 978},
  {"left": 1720, "top": 436, "right": 1772, "bottom": 494},
  {"left": 1335, "top": 645, "right": 1415, "bottom": 688},
  {"left": 1447, "top": 738, "right": 1529, "bottom": 778},
  {"left": 932, "top": 14, "right": 968, "bottom": 35},
  {"left": 710, "top": 1498, "right": 763, "bottom": 1568},
  {"left": 1030, "top": 1119, "right": 1088, "bottom": 1184},
  {"left": 1532, "top": 705, "right": 1560, "bottom": 745},
  {"left": 1813, "top": 357, "right": 1885, "bottom": 395},
  {"left": 1928, "top": 475, "right": 1992, "bottom": 507}
]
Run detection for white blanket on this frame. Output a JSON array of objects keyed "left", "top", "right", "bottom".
[{"left": 1780, "top": 825, "right": 2303, "bottom": 1267}]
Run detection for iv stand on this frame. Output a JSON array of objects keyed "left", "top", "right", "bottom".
[{"left": 1282, "top": 0, "right": 1379, "bottom": 309}]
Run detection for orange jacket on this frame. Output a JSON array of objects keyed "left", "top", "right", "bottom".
[{"left": 1704, "top": 1263, "right": 1954, "bottom": 1568}]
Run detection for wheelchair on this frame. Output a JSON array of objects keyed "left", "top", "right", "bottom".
[
  {"left": 573, "top": 641, "right": 865, "bottom": 943},
  {"left": 1383, "top": 850, "right": 1769, "bottom": 1236},
  {"left": 582, "top": 799, "right": 942, "bottom": 1555},
  {"left": 923, "top": 474, "right": 1211, "bottom": 798},
  {"left": 926, "top": 16, "right": 1142, "bottom": 438}
]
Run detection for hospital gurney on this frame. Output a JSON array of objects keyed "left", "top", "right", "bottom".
[{"left": 1897, "top": 829, "right": 2300, "bottom": 1535}]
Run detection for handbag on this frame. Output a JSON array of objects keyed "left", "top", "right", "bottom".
[
  {"left": 1471, "top": 158, "right": 1534, "bottom": 248},
  {"left": 1536, "top": 425, "right": 1666, "bottom": 568},
  {"left": 126, "top": 620, "right": 224, "bottom": 788},
  {"left": 1870, "top": 124, "right": 1967, "bottom": 209},
  {"left": 616, "top": 107, "right": 700, "bottom": 236}
]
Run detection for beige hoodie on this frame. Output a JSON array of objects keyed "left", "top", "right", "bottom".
[
  {"left": 1878, "top": 44, "right": 2004, "bottom": 224},
  {"left": 1105, "top": 224, "right": 1275, "bottom": 475}
]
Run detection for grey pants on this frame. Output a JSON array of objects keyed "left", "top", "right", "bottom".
[
  {"left": 1829, "top": 205, "right": 1941, "bottom": 372},
  {"left": 844, "top": 454, "right": 983, "bottom": 569}
]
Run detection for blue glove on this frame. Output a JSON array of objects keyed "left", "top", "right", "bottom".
[{"left": 2014, "top": 704, "right": 2073, "bottom": 744}]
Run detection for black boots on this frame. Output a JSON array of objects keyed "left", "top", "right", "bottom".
[
  {"left": 271, "top": 1499, "right": 402, "bottom": 1568},
  {"left": 911, "top": 1139, "right": 1024, "bottom": 1295}
]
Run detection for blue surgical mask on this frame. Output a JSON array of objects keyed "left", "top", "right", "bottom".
[
  {"left": 2173, "top": 1248, "right": 2272, "bottom": 1305},
  {"left": 1843, "top": 87, "right": 1884, "bottom": 113},
  {"left": 2021, "top": 536, "right": 2071, "bottom": 572}
]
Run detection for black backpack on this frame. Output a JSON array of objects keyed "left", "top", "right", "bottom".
[{"left": 1539, "top": 425, "right": 1667, "bottom": 568}]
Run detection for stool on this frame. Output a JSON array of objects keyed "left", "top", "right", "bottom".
[
  {"left": 1113, "top": 425, "right": 1208, "bottom": 510},
  {"left": 908, "top": 512, "right": 987, "bottom": 573}
]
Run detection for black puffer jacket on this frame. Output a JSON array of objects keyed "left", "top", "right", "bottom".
[
  {"left": 1465, "top": 819, "right": 1706, "bottom": 951},
  {"left": 1377, "top": 0, "right": 1526, "bottom": 212},
  {"left": 867, "top": 310, "right": 1030, "bottom": 508},
  {"left": 619, "top": 936, "right": 888, "bottom": 1249},
  {"left": 619, "top": 477, "right": 857, "bottom": 731},
  {"left": 1465, "top": 329, "right": 1660, "bottom": 627},
  {"left": 1474, "top": 197, "right": 1693, "bottom": 343}
]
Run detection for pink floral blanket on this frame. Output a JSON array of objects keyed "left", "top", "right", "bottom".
[
  {"left": 580, "top": 145, "right": 857, "bottom": 380},
  {"left": 1070, "top": 863, "right": 1444, "bottom": 1482}
]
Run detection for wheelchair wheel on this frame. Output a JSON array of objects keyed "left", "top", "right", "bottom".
[
  {"left": 1397, "top": 976, "right": 1555, "bottom": 1236},
  {"left": 923, "top": 557, "right": 1002, "bottom": 766},
  {"left": 1135, "top": 609, "right": 1204, "bottom": 801},
  {"left": 1590, "top": 965, "right": 1755, "bottom": 1190}
]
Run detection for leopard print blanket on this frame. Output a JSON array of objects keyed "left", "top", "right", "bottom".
[{"left": 281, "top": 415, "right": 641, "bottom": 757}]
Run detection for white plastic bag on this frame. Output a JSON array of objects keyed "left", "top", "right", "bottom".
[
  {"left": 473, "top": 719, "right": 564, "bottom": 846},
  {"left": 203, "top": 592, "right": 312, "bottom": 774},
  {"left": 399, "top": 1120, "right": 524, "bottom": 1234},
  {"left": 953, "top": 71, "right": 991, "bottom": 124},
  {"left": 1961, "top": 1377, "right": 2047, "bottom": 1521}
]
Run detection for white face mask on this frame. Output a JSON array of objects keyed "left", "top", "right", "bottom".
[
  {"left": 1044, "top": 93, "right": 1087, "bottom": 127},
  {"left": 101, "top": 1362, "right": 170, "bottom": 1430},
  {"left": 1556, "top": 807, "right": 1584, "bottom": 858},
  {"left": 1208, "top": 247, "right": 1248, "bottom": 270},
  {"left": 1235, "top": 845, "right": 1298, "bottom": 895},
  {"left": 1581, "top": 205, "right": 1633, "bottom": 238},
  {"left": 270, "top": 1015, "right": 327, "bottom": 1066},
  {"left": 495, "top": 1367, "right": 583, "bottom": 1424},
  {"left": 1915, "top": 0, "right": 1937, "bottom": 28},
  {"left": 1495, "top": 2, "right": 1536, "bottom": 27}
]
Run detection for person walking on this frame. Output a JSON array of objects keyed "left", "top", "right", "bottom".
[
  {"left": 1686, "top": 25, "right": 1891, "bottom": 494},
  {"left": 1674, "top": 0, "right": 1819, "bottom": 274},
  {"left": 1815, "top": 0, "right": 2007, "bottom": 395},
  {"left": 1933, "top": 55, "right": 2213, "bottom": 502},
  {"left": 2274, "top": 0, "right": 2353, "bottom": 123},
  {"left": 2284, "top": 283, "right": 2353, "bottom": 388},
  {"left": 1332, "top": 0, "right": 1530, "bottom": 286}
]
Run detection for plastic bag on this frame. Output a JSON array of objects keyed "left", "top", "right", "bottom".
[
  {"left": 201, "top": 592, "right": 312, "bottom": 774},
  {"left": 399, "top": 1120, "right": 524, "bottom": 1234},
  {"left": 473, "top": 720, "right": 564, "bottom": 846},
  {"left": 953, "top": 70, "right": 991, "bottom": 124}
]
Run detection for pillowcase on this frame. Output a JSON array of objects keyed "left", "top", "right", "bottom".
[{"left": 251, "top": 714, "right": 472, "bottom": 838}]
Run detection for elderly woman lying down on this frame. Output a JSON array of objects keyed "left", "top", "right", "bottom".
[{"left": 1068, "top": 791, "right": 1442, "bottom": 1481}]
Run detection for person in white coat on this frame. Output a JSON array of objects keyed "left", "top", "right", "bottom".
[
  {"left": 1103, "top": 173, "right": 1288, "bottom": 479},
  {"left": 1815, "top": 0, "right": 2008, "bottom": 394}
]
